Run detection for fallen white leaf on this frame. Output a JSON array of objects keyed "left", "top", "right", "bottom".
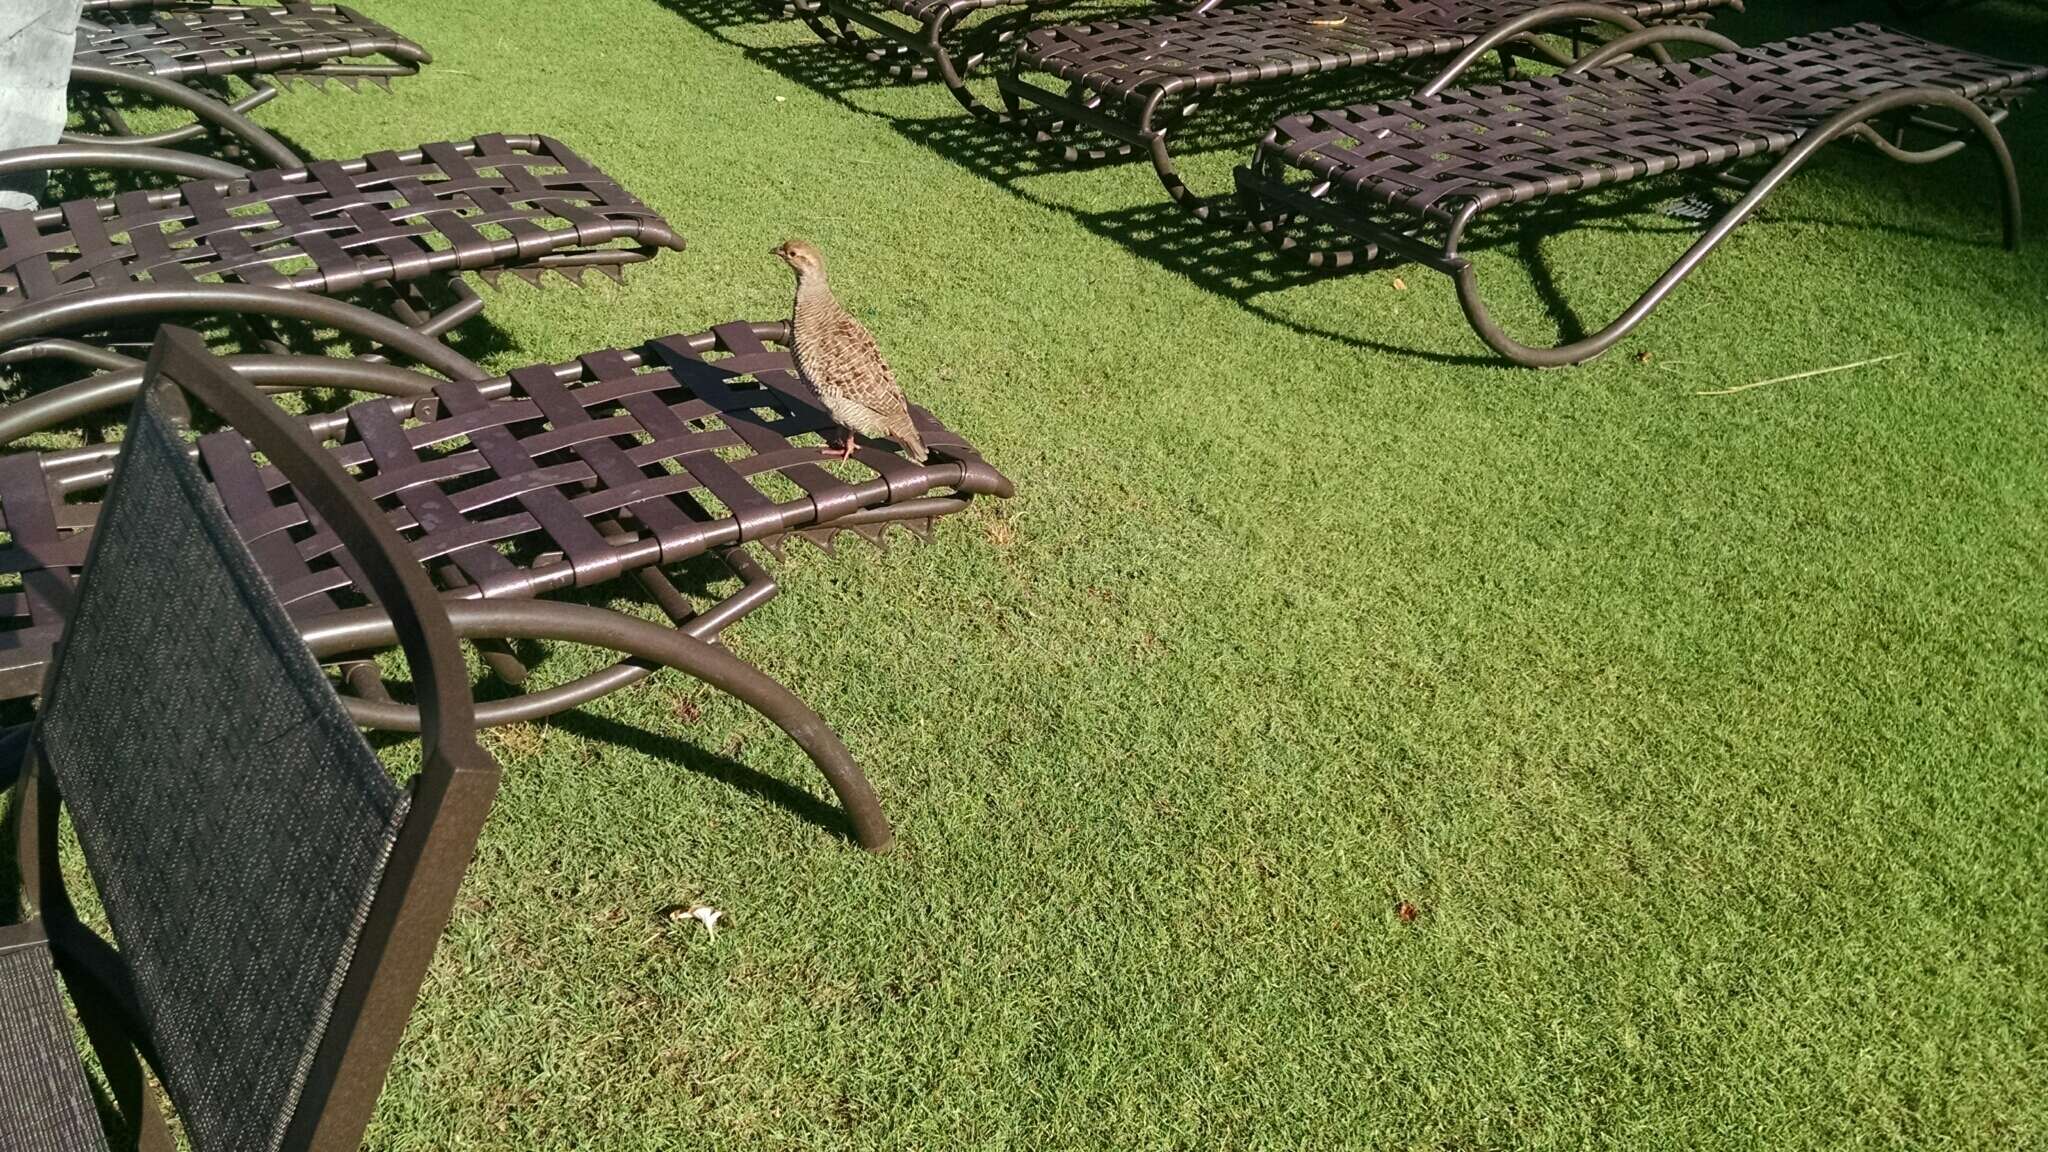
[{"left": 689, "top": 904, "right": 725, "bottom": 940}]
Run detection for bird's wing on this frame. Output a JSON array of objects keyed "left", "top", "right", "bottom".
[{"left": 827, "top": 311, "right": 912, "bottom": 421}]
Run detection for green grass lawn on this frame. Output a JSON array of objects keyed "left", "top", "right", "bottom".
[{"left": 159, "top": 0, "right": 2048, "bottom": 1145}]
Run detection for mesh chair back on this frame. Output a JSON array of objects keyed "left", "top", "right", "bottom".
[{"left": 31, "top": 387, "right": 409, "bottom": 1152}]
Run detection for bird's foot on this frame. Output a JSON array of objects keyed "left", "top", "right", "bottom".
[{"left": 821, "top": 435, "right": 859, "bottom": 462}]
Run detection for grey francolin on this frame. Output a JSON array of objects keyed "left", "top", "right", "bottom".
[{"left": 773, "top": 239, "right": 929, "bottom": 464}]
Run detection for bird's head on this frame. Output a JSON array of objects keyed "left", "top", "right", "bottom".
[{"left": 771, "top": 239, "right": 825, "bottom": 278}]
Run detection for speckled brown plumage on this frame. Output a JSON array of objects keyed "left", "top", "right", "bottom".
[{"left": 774, "top": 240, "right": 928, "bottom": 463}]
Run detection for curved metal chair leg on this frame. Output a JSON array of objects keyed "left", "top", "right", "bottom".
[
  {"left": 1563, "top": 23, "right": 1740, "bottom": 73},
  {"left": 1138, "top": 93, "right": 1246, "bottom": 225},
  {"left": 71, "top": 78, "right": 280, "bottom": 152},
  {"left": 0, "top": 142, "right": 248, "bottom": 184},
  {"left": 1416, "top": 3, "right": 1652, "bottom": 98},
  {"left": 935, "top": 7, "right": 1034, "bottom": 123},
  {"left": 1452, "top": 87, "right": 2021, "bottom": 367},
  {"left": 996, "top": 72, "right": 1140, "bottom": 163},
  {"left": 1235, "top": 158, "right": 1396, "bottom": 271},
  {"left": 302, "top": 599, "right": 897, "bottom": 853},
  {"left": 62, "top": 63, "right": 299, "bottom": 168},
  {"left": 0, "top": 338, "right": 141, "bottom": 373},
  {"left": 385, "top": 277, "right": 487, "bottom": 339},
  {"left": 801, "top": 5, "right": 931, "bottom": 81}
]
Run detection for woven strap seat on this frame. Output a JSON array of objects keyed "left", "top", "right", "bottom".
[
  {"left": 75, "top": 3, "right": 425, "bottom": 83},
  {"left": 0, "top": 934, "right": 109, "bottom": 1152},
  {"left": 0, "top": 321, "right": 1013, "bottom": 699},
  {"left": 1256, "top": 23, "right": 2048, "bottom": 220},
  {"left": 0, "top": 133, "right": 684, "bottom": 313},
  {"left": 1014, "top": 0, "right": 1729, "bottom": 107}
]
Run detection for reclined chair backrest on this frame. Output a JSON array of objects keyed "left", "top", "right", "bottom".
[{"left": 15, "top": 327, "right": 500, "bottom": 1152}]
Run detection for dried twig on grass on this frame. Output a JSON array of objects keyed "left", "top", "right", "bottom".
[{"left": 1694, "top": 353, "right": 1908, "bottom": 397}]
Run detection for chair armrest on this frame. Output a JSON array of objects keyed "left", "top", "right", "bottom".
[{"left": 0, "top": 143, "right": 248, "bottom": 185}]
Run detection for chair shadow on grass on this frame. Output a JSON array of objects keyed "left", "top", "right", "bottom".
[
  {"left": 891, "top": 111, "right": 1776, "bottom": 364},
  {"left": 666, "top": 0, "right": 2048, "bottom": 361},
  {"left": 548, "top": 709, "right": 864, "bottom": 843},
  {"left": 655, "top": 0, "right": 803, "bottom": 33},
  {"left": 362, "top": 659, "right": 866, "bottom": 848},
  {"left": 507, "top": 550, "right": 869, "bottom": 845},
  {"left": 649, "top": 1, "right": 1500, "bottom": 357}
]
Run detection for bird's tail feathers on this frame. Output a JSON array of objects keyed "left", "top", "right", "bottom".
[{"left": 896, "top": 422, "right": 929, "bottom": 465}]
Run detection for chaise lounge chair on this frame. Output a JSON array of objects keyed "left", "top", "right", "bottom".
[
  {"left": 71, "top": 3, "right": 431, "bottom": 168},
  {"left": 0, "top": 323, "right": 1015, "bottom": 852},
  {"left": 998, "top": 0, "right": 1739, "bottom": 220},
  {"left": 0, "top": 134, "right": 685, "bottom": 381},
  {"left": 1235, "top": 21, "right": 2045, "bottom": 365},
  {"left": 3, "top": 325, "right": 504, "bottom": 1151},
  {"left": 785, "top": 0, "right": 1240, "bottom": 117}
]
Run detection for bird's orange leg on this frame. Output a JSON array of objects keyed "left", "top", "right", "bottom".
[{"left": 823, "top": 434, "right": 858, "bottom": 461}]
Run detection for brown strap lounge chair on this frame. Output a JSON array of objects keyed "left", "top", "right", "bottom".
[
  {"left": 1235, "top": 19, "right": 2045, "bottom": 365},
  {"left": 784, "top": 0, "right": 1231, "bottom": 118},
  {"left": 0, "top": 322, "right": 1015, "bottom": 853},
  {"left": 0, "top": 134, "right": 686, "bottom": 377},
  {"left": 997, "top": 0, "right": 1739, "bottom": 221},
  {"left": 2, "top": 325, "right": 503, "bottom": 1152},
  {"left": 70, "top": 4, "right": 430, "bottom": 168}
]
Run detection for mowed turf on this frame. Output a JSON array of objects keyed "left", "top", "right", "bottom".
[{"left": 173, "top": 0, "right": 2048, "bottom": 1146}]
